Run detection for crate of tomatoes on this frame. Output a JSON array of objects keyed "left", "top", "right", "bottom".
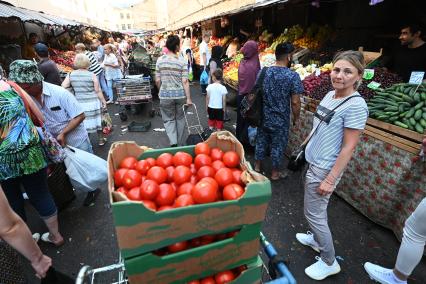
[{"left": 107, "top": 131, "right": 271, "bottom": 259}]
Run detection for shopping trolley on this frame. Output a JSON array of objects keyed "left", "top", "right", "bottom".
[
  {"left": 75, "top": 232, "right": 296, "bottom": 284},
  {"left": 114, "top": 75, "right": 155, "bottom": 121},
  {"left": 182, "top": 103, "right": 213, "bottom": 145}
]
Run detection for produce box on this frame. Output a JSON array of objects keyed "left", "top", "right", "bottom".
[
  {"left": 125, "top": 225, "right": 262, "bottom": 284},
  {"left": 108, "top": 131, "right": 271, "bottom": 259}
]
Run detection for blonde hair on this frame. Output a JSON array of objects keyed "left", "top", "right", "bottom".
[
  {"left": 74, "top": 54, "right": 90, "bottom": 69},
  {"left": 75, "top": 43, "right": 86, "bottom": 53},
  {"left": 333, "top": 50, "right": 365, "bottom": 90},
  {"left": 104, "top": 43, "right": 114, "bottom": 52}
]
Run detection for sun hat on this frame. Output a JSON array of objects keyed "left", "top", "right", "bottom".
[{"left": 8, "top": 60, "right": 44, "bottom": 84}]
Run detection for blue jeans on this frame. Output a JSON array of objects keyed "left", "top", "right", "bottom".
[
  {"left": 0, "top": 168, "right": 57, "bottom": 221},
  {"left": 106, "top": 79, "right": 114, "bottom": 101},
  {"left": 97, "top": 71, "right": 108, "bottom": 96}
]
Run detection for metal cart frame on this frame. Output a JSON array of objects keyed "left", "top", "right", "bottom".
[
  {"left": 114, "top": 75, "right": 155, "bottom": 121},
  {"left": 75, "top": 232, "right": 296, "bottom": 284}
]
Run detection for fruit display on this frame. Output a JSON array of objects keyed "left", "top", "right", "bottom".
[
  {"left": 291, "top": 63, "right": 317, "bottom": 80},
  {"left": 113, "top": 143, "right": 246, "bottom": 210},
  {"left": 304, "top": 70, "right": 333, "bottom": 101},
  {"left": 50, "top": 48, "right": 75, "bottom": 67},
  {"left": 358, "top": 68, "right": 402, "bottom": 101},
  {"left": 367, "top": 83, "right": 426, "bottom": 133},
  {"left": 56, "top": 64, "right": 73, "bottom": 73}
]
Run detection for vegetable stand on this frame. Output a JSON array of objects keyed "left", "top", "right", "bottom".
[{"left": 75, "top": 232, "right": 296, "bottom": 284}]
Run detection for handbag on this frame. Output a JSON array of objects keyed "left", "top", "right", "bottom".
[
  {"left": 240, "top": 67, "right": 268, "bottom": 127},
  {"left": 287, "top": 95, "right": 362, "bottom": 171},
  {"left": 37, "top": 127, "right": 66, "bottom": 164},
  {"left": 101, "top": 108, "right": 113, "bottom": 135}
]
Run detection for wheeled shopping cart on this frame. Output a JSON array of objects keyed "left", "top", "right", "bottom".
[
  {"left": 114, "top": 75, "right": 155, "bottom": 121},
  {"left": 75, "top": 232, "right": 296, "bottom": 284}
]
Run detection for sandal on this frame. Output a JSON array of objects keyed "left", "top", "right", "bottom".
[
  {"left": 41, "top": 232, "right": 65, "bottom": 247},
  {"left": 271, "top": 171, "right": 289, "bottom": 181}
]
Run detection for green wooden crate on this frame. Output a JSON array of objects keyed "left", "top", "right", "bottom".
[{"left": 125, "top": 223, "right": 262, "bottom": 284}]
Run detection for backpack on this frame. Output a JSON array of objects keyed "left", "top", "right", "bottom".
[{"left": 240, "top": 67, "right": 268, "bottom": 127}]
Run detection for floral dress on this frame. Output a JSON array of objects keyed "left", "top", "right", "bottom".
[{"left": 0, "top": 88, "right": 47, "bottom": 181}]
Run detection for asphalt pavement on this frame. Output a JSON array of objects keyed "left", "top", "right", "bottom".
[{"left": 25, "top": 82, "right": 426, "bottom": 283}]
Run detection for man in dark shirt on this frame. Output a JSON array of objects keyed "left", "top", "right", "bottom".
[
  {"left": 34, "top": 43, "right": 62, "bottom": 86},
  {"left": 387, "top": 24, "right": 426, "bottom": 82}
]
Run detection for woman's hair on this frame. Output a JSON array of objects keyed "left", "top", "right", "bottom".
[
  {"left": 104, "top": 43, "right": 113, "bottom": 51},
  {"left": 75, "top": 43, "right": 86, "bottom": 52},
  {"left": 333, "top": 50, "right": 365, "bottom": 89},
  {"left": 212, "top": 68, "right": 223, "bottom": 81},
  {"left": 74, "top": 54, "right": 91, "bottom": 69},
  {"left": 166, "top": 35, "right": 180, "bottom": 53}
]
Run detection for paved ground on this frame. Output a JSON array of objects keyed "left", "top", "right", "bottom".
[{"left": 25, "top": 82, "right": 426, "bottom": 283}]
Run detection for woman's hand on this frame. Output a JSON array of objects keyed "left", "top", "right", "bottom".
[
  {"left": 101, "top": 99, "right": 107, "bottom": 109},
  {"left": 317, "top": 179, "right": 335, "bottom": 196},
  {"left": 31, "top": 254, "right": 52, "bottom": 278},
  {"left": 186, "top": 97, "right": 193, "bottom": 105}
]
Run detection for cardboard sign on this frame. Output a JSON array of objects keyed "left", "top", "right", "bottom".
[
  {"left": 408, "top": 71, "right": 425, "bottom": 85},
  {"left": 363, "top": 69, "right": 375, "bottom": 80},
  {"left": 367, "top": 81, "right": 381, "bottom": 90}
]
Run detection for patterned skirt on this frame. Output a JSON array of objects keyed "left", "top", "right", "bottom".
[{"left": 76, "top": 94, "right": 102, "bottom": 134}]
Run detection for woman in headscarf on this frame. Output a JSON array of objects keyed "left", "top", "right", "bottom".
[
  {"left": 208, "top": 45, "right": 224, "bottom": 84},
  {"left": 237, "top": 40, "right": 260, "bottom": 144}
]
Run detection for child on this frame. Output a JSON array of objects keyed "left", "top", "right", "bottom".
[{"left": 206, "top": 68, "right": 227, "bottom": 131}]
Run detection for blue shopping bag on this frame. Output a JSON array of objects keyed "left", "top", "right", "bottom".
[{"left": 200, "top": 70, "right": 209, "bottom": 85}]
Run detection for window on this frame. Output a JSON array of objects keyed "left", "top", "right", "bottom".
[
  {"left": 120, "top": 13, "right": 124, "bottom": 19},
  {"left": 122, "top": 24, "right": 126, "bottom": 30},
  {"left": 116, "top": 24, "right": 120, "bottom": 30},
  {"left": 128, "top": 24, "right": 132, "bottom": 29},
  {"left": 127, "top": 13, "right": 130, "bottom": 19}
]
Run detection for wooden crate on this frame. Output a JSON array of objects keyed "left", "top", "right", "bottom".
[
  {"left": 365, "top": 118, "right": 422, "bottom": 154},
  {"left": 358, "top": 46, "right": 382, "bottom": 65}
]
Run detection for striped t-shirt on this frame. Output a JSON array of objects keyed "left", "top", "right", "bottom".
[
  {"left": 155, "top": 54, "right": 188, "bottom": 99},
  {"left": 85, "top": 51, "right": 103, "bottom": 76},
  {"left": 305, "top": 91, "right": 368, "bottom": 170}
]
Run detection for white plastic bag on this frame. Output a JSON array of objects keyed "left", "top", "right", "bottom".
[{"left": 64, "top": 146, "right": 107, "bottom": 192}]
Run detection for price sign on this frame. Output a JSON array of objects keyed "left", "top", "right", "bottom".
[
  {"left": 367, "top": 81, "right": 381, "bottom": 90},
  {"left": 315, "top": 68, "right": 321, "bottom": 76},
  {"left": 363, "top": 69, "right": 375, "bottom": 80},
  {"left": 409, "top": 71, "right": 425, "bottom": 85}
]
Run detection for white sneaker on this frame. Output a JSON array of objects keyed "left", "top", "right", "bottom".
[
  {"left": 364, "top": 262, "right": 407, "bottom": 284},
  {"left": 296, "top": 231, "right": 320, "bottom": 253},
  {"left": 305, "top": 256, "right": 341, "bottom": 280}
]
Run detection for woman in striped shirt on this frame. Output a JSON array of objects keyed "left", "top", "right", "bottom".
[{"left": 296, "top": 51, "right": 369, "bottom": 281}]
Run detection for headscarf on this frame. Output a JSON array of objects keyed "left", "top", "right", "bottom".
[{"left": 238, "top": 41, "right": 260, "bottom": 94}]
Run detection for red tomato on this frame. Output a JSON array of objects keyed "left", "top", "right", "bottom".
[
  {"left": 197, "top": 166, "right": 216, "bottom": 179},
  {"left": 233, "top": 265, "right": 247, "bottom": 276},
  {"left": 177, "top": 182, "right": 194, "bottom": 196},
  {"left": 145, "top": 157, "right": 156, "bottom": 167},
  {"left": 227, "top": 230, "right": 239, "bottom": 238},
  {"left": 201, "top": 235, "right": 216, "bottom": 242},
  {"left": 194, "top": 154, "right": 212, "bottom": 169},
  {"left": 122, "top": 170, "right": 142, "bottom": 189},
  {"left": 190, "top": 175, "right": 199, "bottom": 185},
  {"left": 119, "top": 156, "right": 137, "bottom": 169},
  {"left": 200, "top": 239, "right": 213, "bottom": 246},
  {"left": 215, "top": 270, "right": 235, "bottom": 284},
  {"left": 167, "top": 241, "right": 188, "bottom": 253},
  {"left": 114, "top": 168, "right": 128, "bottom": 187},
  {"left": 231, "top": 169, "right": 243, "bottom": 185},
  {"left": 155, "top": 184, "right": 176, "bottom": 206},
  {"left": 223, "top": 184, "right": 245, "bottom": 200},
  {"left": 215, "top": 233, "right": 228, "bottom": 241},
  {"left": 192, "top": 180, "right": 217, "bottom": 204},
  {"left": 189, "top": 163, "right": 197, "bottom": 174},
  {"left": 211, "top": 160, "right": 225, "bottom": 172},
  {"left": 189, "top": 237, "right": 202, "bottom": 248},
  {"left": 135, "top": 160, "right": 150, "bottom": 175},
  {"left": 165, "top": 166, "right": 175, "bottom": 183},
  {"left": 174, "top": 194, "right": 194, "bottom": 207},
  {"left": 156, "top": 153, "right": 174, "bottom": 168},
  {"left": 195, "top": 142, "right": 211, "bottom": 155},
  {"left": 141, "top": 200, "right": 157, "bottom": 211},
  {"left": 126, "top": 187, "right": 140, "bottom": 200},
  {"left": 173, "top": 151, "right": 193, "bottom": 167},
  {"left": 173, "top": 165, "right": 192, "bottom": 185},
  {"left": 147, "top": 166, "right": 168, "bottom": 184},
  {"left": 199, "top": 177, "right": 219, "bottom": 192},
  {"left": 170, "top": 182, "right": 178, "bottom": 193},
  {"left": 214, "top": 168, "right": 234, "bottom": 187},
  {"left": 222, "top": 151, "right": 240, "bottom": 168},
  {"left": 210, "top": 147, "right": 224, "bottom": 161},
  {"left": 200, "top": 277, "right": 216, "bottom": 284},
  {"left": 188, "top": 280, "right": 201, "bottom": 284},
  {"left": 140, "top": 180, "right": 159, "bottom": 200},
  {"left": 158, "top": 205, "right": 174, "bottom": 211},
  {"left": 116, "top": 187, "right": 127, "bottom": 194}
]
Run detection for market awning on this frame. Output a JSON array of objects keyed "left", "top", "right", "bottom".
[{"left": 0, "top": 1, "right": 82, "bottom": 26}]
